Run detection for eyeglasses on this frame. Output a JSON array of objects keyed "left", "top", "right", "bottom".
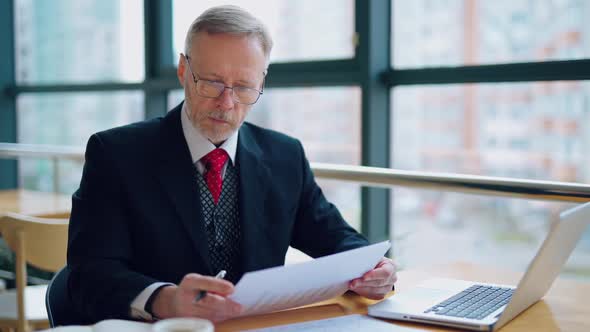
[{"left": 184, "top": 55, "right": 264, "bottom": 105}]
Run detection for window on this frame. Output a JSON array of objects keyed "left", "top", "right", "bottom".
[
  {"left": 390, "top": 81, "right": 590, "bottom": 276},
  {"left": 173, "top": 0, "right": 355, "bottom": 64},
  {"left": 391, "top": 81, "right": 590, "bottom": 182},
  {"left": 14, "top": 0, "right": 144, "bottom": 83},
  {"left": 392, "top": 0, "right": 590, "bottom": 68},
  {"left": 17, "top": 92, "right": 144, "bottom": 193}
]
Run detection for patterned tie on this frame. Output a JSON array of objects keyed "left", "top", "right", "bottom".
[{"left": 201, "top": 148, "right": 228, "bottom": 204}]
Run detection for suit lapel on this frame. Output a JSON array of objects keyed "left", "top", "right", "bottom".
[
  {"left": 156, "top": 106, "right": 213, "bottom": 274},
  {"left": 237, "top": 125, "right": 271, "bottom": 273}
]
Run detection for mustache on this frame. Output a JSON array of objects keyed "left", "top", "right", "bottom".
[{"left": 206, "top": 110, "right": 232, "bottom": 122}]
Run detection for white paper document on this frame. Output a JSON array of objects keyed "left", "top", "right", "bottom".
[
  {"left": 230, "top": 241, "right": 390, "bottom": 316},
  {"left": 242, "top": 314, "right": 422, "bottom": 332}
]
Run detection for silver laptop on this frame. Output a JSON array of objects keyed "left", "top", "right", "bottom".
[{"left": 368, "top": 201, "right": 590, "bottom": 331}]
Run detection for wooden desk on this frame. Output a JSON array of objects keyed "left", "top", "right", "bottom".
[
  {"left": 216, "top": 262, "right": 590, "bottom": 331},
  {"left": 0, "top": 189, "right": 71, "bottom": 218}
]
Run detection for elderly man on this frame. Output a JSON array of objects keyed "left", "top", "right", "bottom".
[{"left": 67, "top": 5, "right": 397, "bottom": 323}]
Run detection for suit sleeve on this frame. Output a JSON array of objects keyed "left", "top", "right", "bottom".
[
  {"left": 67, "top": 134, "right": 158, "bottom": 322},
  {"left": 290, "top": 140, "right": 369, "bottom": 257}
]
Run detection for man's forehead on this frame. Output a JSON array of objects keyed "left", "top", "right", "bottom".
[{"left": 189, "top": 33, "right": 266, "bottom": 80}]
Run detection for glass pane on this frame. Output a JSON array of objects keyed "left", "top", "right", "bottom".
[
  {"left": 168, "top": 87, "right": 362, "bottom": 231},
  {"left": 391, "top": 191, "right": 590, "bottom": 278},
  {"left": 390, "top": 81, "right": 590, "bottom": 278},
  {"left": 14, "top": 0, "right": 144, "bottom": 83},
  {"left": 173, "top": 0, "right": 355, "bottom": 63},
  {"left": 17, "top": 92, "right": 144, "bottom": 193},
  {"left": 392, "top": 0, "right": 590, "bottom": 68},
  {"left": 391, "top": 81, "right": 590, "bottom": 181},
  {"left": 168, "top": 90, "right": 184, "bottom": 110}
]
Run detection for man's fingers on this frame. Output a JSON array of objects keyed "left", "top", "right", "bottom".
[
  {"left": 197, "top": 292, "right": 243, "bottom": 315},
  {"left": 352, "top": 278, "right": 390, "bottom": 288},
  {"left": 360, "top": 273, "right": 398, "bottom": 286},
  {"left": 350, "top": 258, "right": 397, "bottom": 296},
  {"left": 171, "top": 273, "right": 242, "bottom": 322},
  {"left": 363, "top": 261, "right": 396, "bottom": 281},
  {"left": 180, "top": 273, "right": 235, "bottom": 295},
  {"left": 188, "top": 293, "right": 242, "bottom": 322},
  {"left": 353, "top": 270, "right": 397, "bottom": 289}
]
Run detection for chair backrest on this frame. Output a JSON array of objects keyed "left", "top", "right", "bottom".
[
  {"left": 46, "top": 266, "right": 91, "bottom": 327},
  {"left": 0, "top": 212, "right": 68, "bottom": 271},
  {"left": 0, "top": 212, "right": 69, "bottom": 332}
]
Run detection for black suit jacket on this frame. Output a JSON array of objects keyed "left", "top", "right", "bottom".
[{"left": 67, "top": 103, "right": 368, "bottom": 322}]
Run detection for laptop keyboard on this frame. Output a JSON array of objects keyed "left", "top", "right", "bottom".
[{"left": 424, "top": 285, "right": 514, "bottom": 320}]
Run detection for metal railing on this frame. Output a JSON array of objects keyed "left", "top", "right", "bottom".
[
  {"left": 0, "top": 143, "right": 84, "bottom": 192},
  {"left": 1, "top": 142, "right": 590, "bottom": 202},
  {"left": 313, "top": 163, "right": 590, "bottom": 203}
]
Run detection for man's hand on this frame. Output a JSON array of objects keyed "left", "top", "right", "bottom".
[
  {"left": 348, "top": 257, "right": 397, "bottom": 300},
  {"left": 151, "top": 273, "right": 243, "bottom": 322}
]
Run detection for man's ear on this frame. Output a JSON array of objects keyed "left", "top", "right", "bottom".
[{"left": 177, "top": 54, "right": 186, "bottom": 87}]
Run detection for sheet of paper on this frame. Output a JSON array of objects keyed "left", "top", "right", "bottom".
[
  {"left": 230, "top": 241, "right": 390, "bottom": 316},
  {"left": 242, "top": 314, "right": 422, "bottom": 332}
]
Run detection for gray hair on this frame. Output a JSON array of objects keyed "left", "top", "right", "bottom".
[{"left": 184, "top": 5, "right": 273, "bottom": 60}]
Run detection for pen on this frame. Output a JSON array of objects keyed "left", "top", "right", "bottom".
[{"left": 194, "top": 270, "right": 227, "bottom": 302}]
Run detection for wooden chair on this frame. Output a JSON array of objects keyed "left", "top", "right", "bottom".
[{"left": 0, "top": 212, "right": 68, "bottom": 332}]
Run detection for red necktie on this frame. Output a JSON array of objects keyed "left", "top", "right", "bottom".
[{"left": 201, "top": 148, "right": 229, "bottom": 204}]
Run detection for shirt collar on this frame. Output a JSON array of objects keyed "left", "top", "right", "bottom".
[{"left": 180, "top": 102, "right": 238, "bottom": 165}]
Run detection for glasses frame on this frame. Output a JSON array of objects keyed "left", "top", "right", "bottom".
[{"left": 183, "top": 54, "right": 265, "bottom": 105}]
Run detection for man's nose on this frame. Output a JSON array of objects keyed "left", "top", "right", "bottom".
[{"left": 217, "top": 87, "right": 235, "bottom": 110}]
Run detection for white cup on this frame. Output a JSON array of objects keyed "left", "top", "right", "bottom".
[{"left": 152, "top": 318, "right": 214, "bottom": 332}]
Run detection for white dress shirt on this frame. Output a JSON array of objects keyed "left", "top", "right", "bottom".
[{"left": 130, "top": 103, "right": 239, "bottom": 320}]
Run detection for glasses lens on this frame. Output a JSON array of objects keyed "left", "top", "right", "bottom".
[
  {"left": 196, "top": 80, "right": 224, "bottom": 98},
  {"left": 234, "top": 87, "right": 260, "bottom": 105},
  {"left": 195, "top": 80, "right": 261, "bottom": 105}
]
